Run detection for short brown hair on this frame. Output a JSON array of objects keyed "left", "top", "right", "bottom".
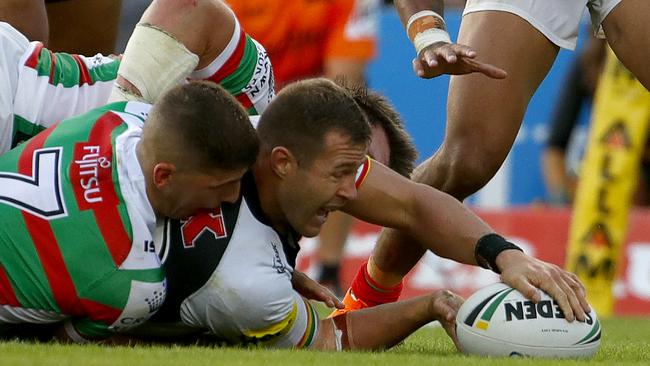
[
  {"left": 256, "top": 78, "right": 371, "bottom": 166},
  {"left": 145, "top": 81, "right": 259, "bottom": 171},
  {"left": 345, "top": 84, "right": 417, "bottom": 177}
]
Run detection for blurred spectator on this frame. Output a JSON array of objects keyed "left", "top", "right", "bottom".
[
  {"left": 542, "top": 37, "right": 606, "bottom": 205},
  {"left": 542, "top": 37, "right": 650, "bottom": 207}
]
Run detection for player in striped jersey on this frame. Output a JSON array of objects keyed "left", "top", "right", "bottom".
[
  {"left": 117, "top": 79, "right": 540, "bottom": 351},
  {"left": 0, "top": 0, "right": 274, "bottom": 154},
  {"left": 0, "top": 81, "right": 259, "bottom": 342}
]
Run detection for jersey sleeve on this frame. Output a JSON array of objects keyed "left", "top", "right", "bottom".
[
  {"left": 189, "top": 18, "right": 275, "bottom": 116},
  {"left": 12, "top": 42, "right": 119, "bottom": 146},
  {"left": 325, "top": 0, "right": 380, "bottom": 61}
]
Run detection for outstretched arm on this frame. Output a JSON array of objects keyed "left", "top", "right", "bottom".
[
  {"left": 343, "top": 161, "right": 590, "bottom": 322},
  {"left": 312, "top": 290, "right": 463, "bottom": 351},
  {"left": 395, "top": 0, "right": 507, "bottom": 79}
]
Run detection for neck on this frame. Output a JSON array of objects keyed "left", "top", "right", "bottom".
[
  {"left": 251, "top": 159, "right": 291, "bottom": 235},
  {"left": 136, "top": 141, "right": 162, "bottom": 218}
]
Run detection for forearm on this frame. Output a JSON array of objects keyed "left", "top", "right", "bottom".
[
  {"left": 313, "top": 294, "right": 436, "bottom": 350},
  {"left": 408, "top": 183, "right": 493, "bottom": 265},
  {"left": 395, "top": 0, "right": 444, "bottom": 26}
]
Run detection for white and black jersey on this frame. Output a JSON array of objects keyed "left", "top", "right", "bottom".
[{"left": 144, "top": 172, "right": 319, "bottom": 347}]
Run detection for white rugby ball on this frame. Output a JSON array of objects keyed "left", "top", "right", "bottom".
[{"left": 456, "top": 282, "right": 601, "bottom": 358}]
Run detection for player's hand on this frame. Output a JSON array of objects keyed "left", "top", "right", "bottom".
[
  {"left": 429, "top": 290, "right": 464, "bottom": 352},
  {"left": 496, "top": 250, "right": 591, "bottom": 322},
  {"left": 292, "top": 271, "right": 345, "bottom": 309},
  {"left": 413, "top": 42, "right": 508, "bottom": 79}
]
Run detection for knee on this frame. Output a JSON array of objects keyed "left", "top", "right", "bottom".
[{"left": 433, "top": 145, "right": 505, "bottom": 199}]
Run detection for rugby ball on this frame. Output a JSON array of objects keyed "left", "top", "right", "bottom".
[{"left": 456, "top": 282, "right": 601, "bottom": 358}]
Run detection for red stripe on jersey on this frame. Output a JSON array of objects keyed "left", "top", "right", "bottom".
[
  {"left": 0, "top": 264, "right": 20, "bottom": 307},
  {"left": 235, "top": 92, "right": 253, "bottom": 109},
  {"left": 25, "top": 42, "right": 45, "bottom": 69},
  {"left": 355, "top": 156, "right": 371, "bottom": 189},
  {"left": 71, "top": 55, "right": 92, "bottom": 86},
  {"left": 48, "top": 50, "right": 57, "bottom": 83},
  {"left": 205, "top": 29, "right": 246, "bottom": 83},
  {"left": 80, "top": 298, "right": 122, "bottom": 324},
  {"left": 19, "top": 126, "right": 84, "bottom": 316},
  {"left": 70, "top": 112, "right": 131, "bottom": 265}
]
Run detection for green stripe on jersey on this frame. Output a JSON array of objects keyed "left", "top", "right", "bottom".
[
  {"left": 0, "top": 127, "right": 65, "bottom": 311},
  {"left": 0, "top": 101, "right": 142, "bottom": 313},
  {"left": 82, "top": 268, "right": 165, "bottom": 311},
  {"left": 0, "top": 215, "right": 60, "bottom": 312},
  {"left": 246, "top": 106, "right": 258, "bottom": 116},
  {"left": 31, "top": 47, "right": 120, "bottom": 87},
  {"left": 12, "top": 115, "right": 47, "bottom": 144},
  {"left": 220, "top": 35, "right": 258, "bottom": 94},
  {"left": 44, "top": 114, "right": 133, "bottom": 305},
  {"left": 33, "top": 47, "right": 53, "bottom": 78},
  {"left": 87, "top": 58, "right": 120, "bottom": 84}
]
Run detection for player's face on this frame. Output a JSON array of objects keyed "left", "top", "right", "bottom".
[
  {"left": 280, "top": 131, "right": 368, "bottom": 237},
  {"left": 161, "top": 167, "right": 247, "bottom": 220}
]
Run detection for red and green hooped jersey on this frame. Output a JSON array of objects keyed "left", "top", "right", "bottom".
[
  {"left": 12, "top": 41, "right": 120, "bottom": 149},
  {"left": 0, "top": 101, "right": 165, "bottom": 339},
  {"left": 5, "top": 19, "right": 274, "bottom": 152},
  {"left": 189, "top": 18, "right": 275, "bottom": 116}
]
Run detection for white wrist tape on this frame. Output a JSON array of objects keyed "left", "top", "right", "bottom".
[
  {"left": 109, "top": 23, "right": 199, "bottom": 103},
  {"left": 413, "top": 28, "right": 452, "bottom": 56},
  {"left": 406, "top": 10, "right": 451, "bottom": 56},
  {"left": 406, "top": 10, "right": 445, "bottom": 35}
]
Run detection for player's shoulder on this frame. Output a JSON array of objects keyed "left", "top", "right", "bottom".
[{"left": 89, "top": 266, "right": 167, "bottom": 334}]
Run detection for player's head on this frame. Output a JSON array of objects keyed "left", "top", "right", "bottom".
[
  {"left": 345, "top": 84, "right": 417, "bottom": 178},
  {"left": 140, "top": 81, "right": 259, "bottom": 219},
  {"left": 256, "top": 78, "right": 371, "bottom": 237}
]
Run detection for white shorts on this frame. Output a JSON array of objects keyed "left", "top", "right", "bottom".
[
  {"left": 463, "top": 0, "right": 623, "bottom": 50},
  {"left": 0, "top": 22, "right": 30, "bottom": 154}
]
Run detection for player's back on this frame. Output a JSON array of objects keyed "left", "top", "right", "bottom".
[{"left": 0, "top": 101, "right": 165, "bottom": 339}]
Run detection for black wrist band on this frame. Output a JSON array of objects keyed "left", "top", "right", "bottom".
[{"left": 474, "top": 233, "right": 523, "bottom": 274}]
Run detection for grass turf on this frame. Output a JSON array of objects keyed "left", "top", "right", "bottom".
[{"left": 1, "top": 317, "right": 648, "bottom": 366}]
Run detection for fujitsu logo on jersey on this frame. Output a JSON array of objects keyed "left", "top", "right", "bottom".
[
  {"left": 70, "top": 143, "right": 118, "bottom": 210},
  {"left": 73, "top": 145, "right": 111, "bottom": 203}
]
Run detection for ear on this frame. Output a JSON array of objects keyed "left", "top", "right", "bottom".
[
  {"left": 269, "top": 146, "right": 297, "bottom": 178},
  {"left": 152, "top": 162, "right": 176, "bottom": 188}
]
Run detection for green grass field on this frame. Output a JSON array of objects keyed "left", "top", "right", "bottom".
[{"left": 1, "top": 316, "right": 648, "bottom": 366}]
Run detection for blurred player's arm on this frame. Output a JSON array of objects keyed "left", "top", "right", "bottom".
[
  {"left": 394, "top": 0, "right": 506, "bottom": 79},
  {"left": 343, "top": 160, "right": 590, "bottom": 322}
]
